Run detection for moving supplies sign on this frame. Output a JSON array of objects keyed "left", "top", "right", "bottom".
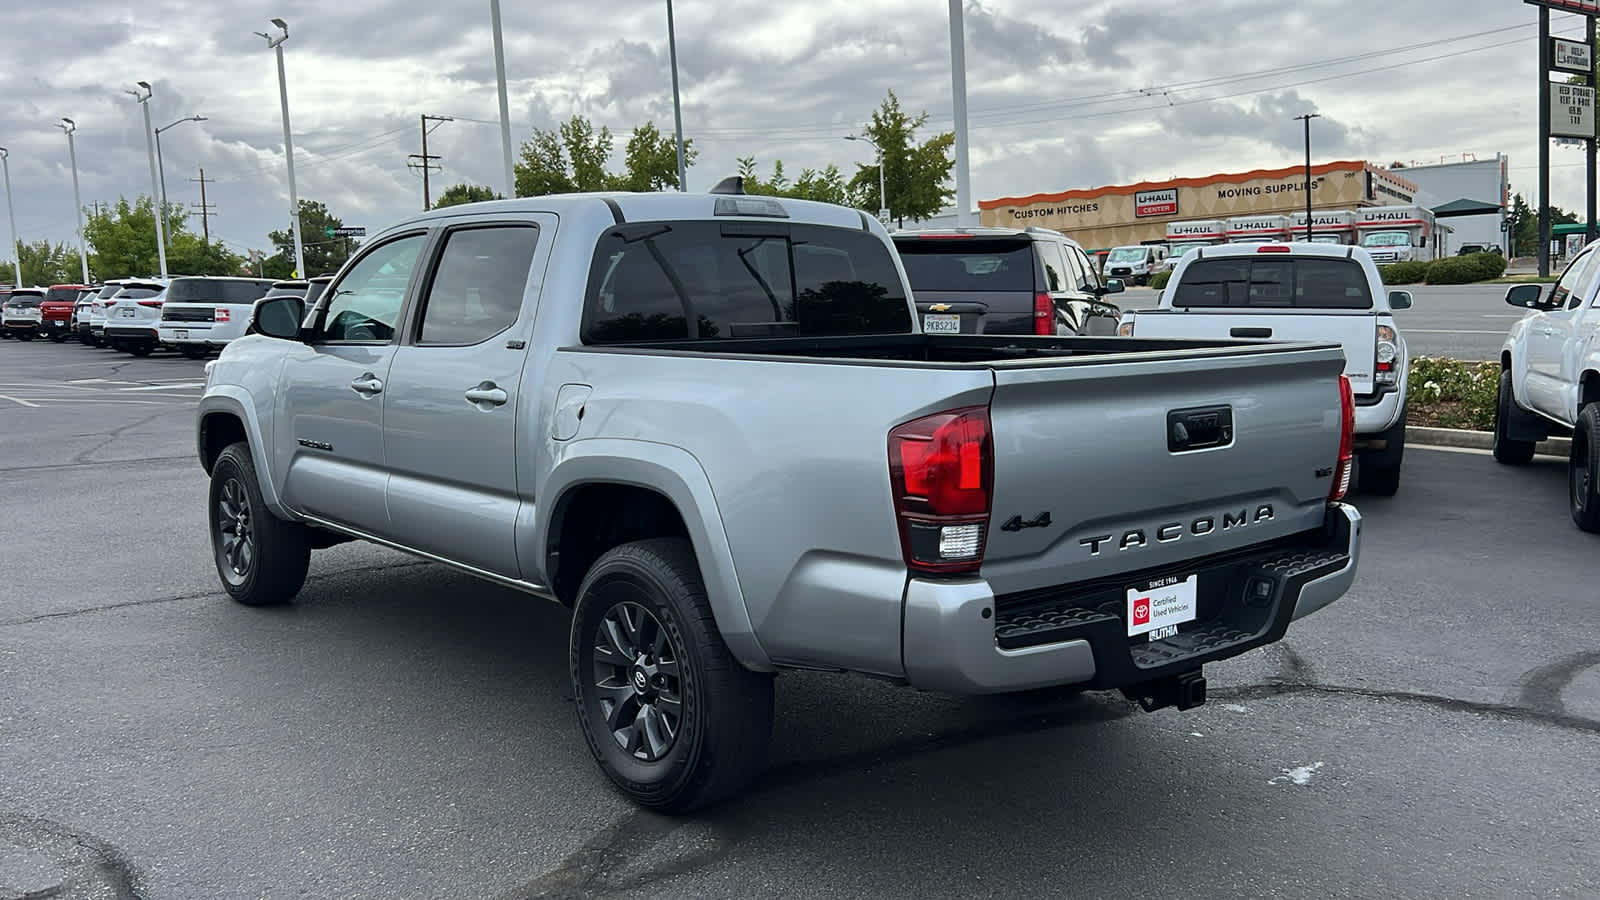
[{"left": 1134, "top": 188, "right": 1178, "bottom": 218}]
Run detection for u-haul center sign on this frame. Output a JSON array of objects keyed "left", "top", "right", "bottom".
[
  {"left": 1133, "top": 188, "right": 1178, "bottom": 218},
  {"left": 1550, "top": 83, "right": 1596, "bottom": 139}
]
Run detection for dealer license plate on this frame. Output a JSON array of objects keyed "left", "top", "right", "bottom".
[
  {"left": 1126, "top": 574, "right": 1198, "bottom": 639},
  {"left": 119, "top": 307, "right": 135, "bottom": 317},
  {"left": 922, "top": 313, "right": 961, "bottom": 334},
  {"left": 175, "top": 329, "right": 189, "bottom": 340}
]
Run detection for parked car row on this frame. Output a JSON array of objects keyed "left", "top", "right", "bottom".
[{"left": 2, "top": 275, "right": 331, "bottom": 358}]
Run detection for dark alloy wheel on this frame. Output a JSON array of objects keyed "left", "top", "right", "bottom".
[
  {"left": 591, "top": 599, "right": 684, "bottom": 763},
  {"left": 571, "top": 538, "right": 773, "bottom": 813},
  {"left": 1493, "top": 369, "right": 1537, "bottom": 465},
  {"left": 208, "top": 442, "right": 311, "bottom": 605}
]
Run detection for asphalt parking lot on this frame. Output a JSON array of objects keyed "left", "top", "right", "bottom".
[
  {"left": 2, "top": 339, "right": 1597, "bottom": 899},
  {"left": 1121, "top": 283, "right": 1524, "bottom": 361}
]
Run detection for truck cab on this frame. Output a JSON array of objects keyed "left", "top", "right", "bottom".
[
  {"left": 1291, "top": 210, "right": 1357, "bottom": 246},
  {"left": 1162, "top": 220, "right": 1228, "bottom": 272},
  {"left": 1225, "top": 215, "right": 1294, "bottom": 245},
  {"left": 1356, "top": 205, "right": 1439, "bottom": 263}
]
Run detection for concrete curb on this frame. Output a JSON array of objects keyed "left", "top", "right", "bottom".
[{"left": 1407, "top": 425, "right": 1570, "bottom": 457}]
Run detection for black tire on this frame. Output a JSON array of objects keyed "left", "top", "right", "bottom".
[
  {"left": 1493, "top": 369, "right": 1538, "bottom": 465},
  {"left": 16, "top": 332, "right": 32, "bottom": 341},
  {"left": 179, "top": 345, "right": 209, "bottom": 360},
  {"left": 208, "top": 442, "right": 311, "bottom": 605},
  {"left": 1571, "top": 404, "right": 1600, "bottom": 533},
  {"left": 1356, "top": 409, "right": 1405, "bottom": 497},
  {"left": 50, "top": 332, "right": 67, "bottom": 343},
  {"left": 570, "top": 537, "right": 774, "bottom": 813}
]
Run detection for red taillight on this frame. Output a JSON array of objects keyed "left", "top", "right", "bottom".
[
  {"left": 1330, "top": 375, "right": 1355, "bottom": 502},
  {"left": 1033, "top": 292, "right": 1054, "bottom": 335},
  {"left": 888, "top": 406, "right": 993, "bottom": 575},
  {"left": 1257, "top": 244, "right": 1292, "bottom": 253},
  {"left": 215, "top": 308, "right": 231, "bottom": 323},
  {"left": 138, "top": 300, "right": 163, "bottom": 308}
]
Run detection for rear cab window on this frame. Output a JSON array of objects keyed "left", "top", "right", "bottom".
[
  {"left": 1172, "top": 257, "right": 1374, "bottom": 310},
  {"left": 166, "top": 279, "right": 275, "bottom": 304},
  {"left": 583, "top": 221, "right": 912, "bottom": 343},
  {"left": 892, "top": 238, "right": 1035, "bottom": 294}
]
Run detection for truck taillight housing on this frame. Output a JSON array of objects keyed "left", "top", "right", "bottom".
[
  {"left": 1375, "top": 324, "right": 1397, "bottom": 384},
  {"left": 888, "top": 406, "right": 993, "bottom": 576},
  {"left": 1033, "top": 292, "right": 1053, "bottom": 335},
  {"left": 1330, "top": 375, "right": 1355, "bottom": 502}
]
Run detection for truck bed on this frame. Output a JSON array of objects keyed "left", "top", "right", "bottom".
[{"left": 567, "top": 333, "right": 1328, "bottom": 366}]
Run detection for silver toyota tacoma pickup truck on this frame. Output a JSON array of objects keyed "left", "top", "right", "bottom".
[{"left": 196, "top": 180, "right": 1363, "bottom": 812}]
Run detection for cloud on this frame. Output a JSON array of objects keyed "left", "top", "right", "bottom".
[{"left": 0, "top": 0, "right": 1579, "bottom": 255}]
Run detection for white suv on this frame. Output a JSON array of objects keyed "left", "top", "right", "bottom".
[
  {"left": 158, "top": 276, "right": 278, "bottom": 359},
  {"left": 103, "top": 280, "right": 171, "bottom": 355}
]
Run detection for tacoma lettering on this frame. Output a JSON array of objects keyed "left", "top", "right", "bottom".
[{"left": 1078, "top": 505, "right": 1276, "bottom": 556}]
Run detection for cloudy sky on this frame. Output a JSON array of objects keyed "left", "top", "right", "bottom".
[{"left": 0, "top": 0, "right": 1591, "bottom": 263}]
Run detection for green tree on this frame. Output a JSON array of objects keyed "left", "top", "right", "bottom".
[
  {"left": 514, "top": 115, "right": 695, "bottom": 197},
  {"left": 434, "top": 183, "right": 503, "bottom": 208},
  {"left": 736, "top": 157, "right": 850, "bottom": 205},
  {"left": 7, "top": 239, "right": 85, "bottom": 285},
  {"left": 1509, "top": 192, "right": 1580, "bottom": 257},
  {"left": 167, "top": 232, "right": 246, "bottom": 276},
  {"left": 83, "top": 196, "right": 188, "bottom": 279},
  {"left": 268, "top": 199, "right": 361, "bottom": 277},
  {"left": 846, "top": 90, "right": 956, "bottom": 227}
]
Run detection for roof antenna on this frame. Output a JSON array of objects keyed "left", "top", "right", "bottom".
[{"left": 708, "top": 176, "right": 746, "bottom": 195}]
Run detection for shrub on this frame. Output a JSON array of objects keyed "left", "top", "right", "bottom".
[
  {"left": 1422, "top": 256, "right": 1480, "bottom": 285},
  {"left": 1380, "top": 261, "right": 1429, "bottom": 284},
  {"left": 1148, "top": 271, "right": 1171, "bottom": 289},
  {"left": 1466, "top": 251, "right": 1507, "bottom": 280},
  {"left": 1405, "top": 356, "right": 1499, "bottom": 430}
]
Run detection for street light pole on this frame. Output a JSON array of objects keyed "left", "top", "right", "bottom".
[
  {"left": 1294, "top": 112, "right": 1320, "bottom": 242},
  {"left": 489, "top": 0, "right": 516, "bottom": 197},
  {"left": 154, "top": 115, "right": 207, "bottom": 255},
  {"left": 257, "top": 18, "right": 305, "bottom": 279},
  {"left": 57, "top": 119, "right": 91, "bottom": 283},
  {"left": 845, "top": 135, "right": 887, "bottom": 222},
  {"left": 127, "top": 84, "right": 169, "bottom": 278},
  {"left": 0, "top": 148, "right": 20, "bottom": 286},
  {"left": 948, "top": 0, "right": 973, "bottom": 226},
  {"left": 666, "top": 0, "right": 687, "bottom": 191}
]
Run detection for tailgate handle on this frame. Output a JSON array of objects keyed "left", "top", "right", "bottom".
[
  {"left": 1230, "top": 326, "right": 1272, "bottom": 338},
  {"left": 1168, "top": 405, "right": 1234, "bottom": 453}
]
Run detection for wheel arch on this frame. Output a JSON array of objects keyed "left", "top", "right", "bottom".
[
  {"left": 197, "top": 390, "right": 289, "bottom": 518},
  {"left": 536, "top": 440, "right": 771, "bottom": 672}
]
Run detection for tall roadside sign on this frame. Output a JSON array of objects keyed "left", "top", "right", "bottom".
[{"left": 1527, "top": 0, "right": 1600, "bottom": 275}]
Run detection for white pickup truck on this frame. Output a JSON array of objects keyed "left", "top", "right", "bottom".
[
  {"left": 1118, "top": 242, "right": 1411, "bottom": 495},
  {"left": 1494, "top": 242, "right": 1600, "bottom": 531}
]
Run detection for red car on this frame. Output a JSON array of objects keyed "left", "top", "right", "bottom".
[{"left": 40, "top": 283, "right": 93, "bottom": 342}]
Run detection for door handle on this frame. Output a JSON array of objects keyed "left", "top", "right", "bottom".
[
  {"left": 349, "top": 375, "right": 384, "bottom": 395},
  {"left": 464, "top": 384, "right": 508, "bottom": 406}
]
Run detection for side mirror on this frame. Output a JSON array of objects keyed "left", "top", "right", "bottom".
[
  {"left": 1503, "top": 284, "right": 1546, "bottom": 310},
  {"left": 1387, "top": 290, "right": 1413, "bottom": 310},
  {"left": 1100, "top": 278, "right": 1125, "bottom": 295},
  {"left": 251, "top": 295, "right": 305, "bottom": 340}
]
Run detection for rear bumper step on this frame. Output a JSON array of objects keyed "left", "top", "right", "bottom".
[{"left": 901, "top": 503, "right": 1361, "bottom": 695}]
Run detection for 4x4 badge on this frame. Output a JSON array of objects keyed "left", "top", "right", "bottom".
[{"left": 1001, "top": 511, "right": 1052, "bottom": 532}]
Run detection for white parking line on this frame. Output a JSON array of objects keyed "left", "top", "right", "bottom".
[
  {"left": 118, "top": 382, "right": 205, "bottom": 391},
  {"left": 0, "top": 394, "right": 41, "bottom": 408},
  {"left": 1481, "top": 314, "right": 1523, "bottom": 319},
  {"left": 1403, "top": 329, "right": 1505, "bottom": 335}
]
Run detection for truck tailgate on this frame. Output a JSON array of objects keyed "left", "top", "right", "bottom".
[
  {"left": 980, "top": 343, "right": 1348, "bottom": 597},
  {"left": 1130, "top": 310, "right": 1377, "bottom": 394}
]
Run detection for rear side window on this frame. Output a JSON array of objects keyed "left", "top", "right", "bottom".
[
  {"left": 894, "top": 239, "right": 1035, "bottom": 293},
  {"left": 97, "top": 284, "right": 124, "bottom": 299},
  {"left": 584, "top": 221, "right": 911, "bottom": 343},
  {"left": 44, "top": 288, "right": 82, "bottom": 303},
  {"left": 1172, "top": 257, "right": 1374, "bottom": 309},
  {"left": 115, "top": 288, "right": 161, "bottom": 300},
  {"left": 417, "top": 226, "right": 537, "bottom": 345},
  {"left": 167, "top": 279, "right": 274, "bottom": 303},
  {"left": 8, "top": 295, "right": 42, "bottom": 308}
]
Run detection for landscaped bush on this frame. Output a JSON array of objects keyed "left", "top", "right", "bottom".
[
  {"left": 1465, "top": 251, "right": 1507, "bottom": 280},
  {"left": 1422, "top": 256, "right": 1481, "bottom": 285},
  {"left": 1405, "top": 356, "right": 1499, "bottom": 430},
  {"left": 1380, "top": 261, "right": 1429, "bottom": 284},
  {"left": 1148, "top": 271, "right": 1171, "bottom": 289}
]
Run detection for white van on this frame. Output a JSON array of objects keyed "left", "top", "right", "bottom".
[
  {"left": 157, "top": 276, "right": 278, "bottom": 358},
  {"left": 1101, "top": 244, "right": 1169, "bottom": 285}
]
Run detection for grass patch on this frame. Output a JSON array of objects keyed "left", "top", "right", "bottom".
[{"left": 1405, "top": 357, "right": 1498, "bottom": 432}]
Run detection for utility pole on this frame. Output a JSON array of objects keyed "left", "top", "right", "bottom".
[
  {"left": 408, "top": 114, "right": 451, "bottom": 210},
  {"left": 1294, "top": 113, "right": 1320, "bottom": 242},
  {"left": 1589, "top": 15, "right": 1597, "bottom": 246},
  {"left": 1539, "top": 4, "right": 1552, "bottom": 277},
  {"left": 190, "top": 168, "right": 216, "bottom": 242}
]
